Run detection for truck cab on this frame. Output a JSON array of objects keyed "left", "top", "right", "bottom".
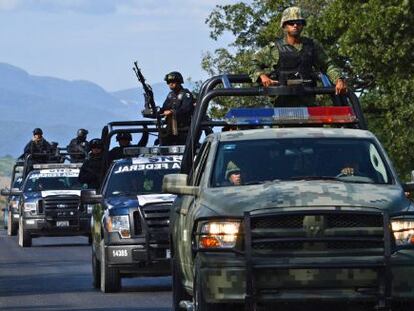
[
  {"left": 164, "top": 74, "right": 414, "bottom": 311},
  {"left": 86, "top": 146, "right": 183, "bottom": 293},
  {"left": 16, "top": 163, "right": 90, "bottom": 247}
]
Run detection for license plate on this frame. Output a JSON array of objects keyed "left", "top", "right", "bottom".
[
  {"left": 166, "top": 249, "right": 171, "bottom": 259},
  {"left": 113, "top": 249, "right": 128, "bottom": 257},
  {"left": 56, "top": 221, "right": 69, "bottom": 227}
]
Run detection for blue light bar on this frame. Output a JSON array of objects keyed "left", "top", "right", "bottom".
[{"left": 225, "top": 108, "right": 275, "bottom": 124}]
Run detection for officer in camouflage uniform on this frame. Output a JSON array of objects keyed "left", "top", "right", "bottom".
[
  {"left": 251, "top": 6, "right": 347, "bottom": 106},
  {"left": 23, "top": 128, "right": 52, "bottom": 163},
  {"left": 67, "top": 128, "right": 89, "bottom": 162},
  {"left": 79, "top": 138, "right": 104, "bottom": 190},
  {"left": 160, "top": 71, "right": 194, "bottom": 145}
]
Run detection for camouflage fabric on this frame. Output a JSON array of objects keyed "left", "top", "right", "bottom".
[
  {"left": 250, "top": 36, "right": 343, "bottom": 84},
  {"left": 280, "top": 6, "right": 306, "bottom": 28}
]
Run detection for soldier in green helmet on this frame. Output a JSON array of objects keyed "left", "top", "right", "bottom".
[{"left": 251, "top": 6, "right": 347, "bottom": 101}]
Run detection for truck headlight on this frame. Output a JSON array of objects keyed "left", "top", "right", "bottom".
[
  {"left": 199, "top": 221, "right": 240, "bottom": 249},
  {"left": 106, "top": 215, "right": 130, "bottom": 239},
  {"left": 24, "top": 202, "right": 37, "bottom": 213},
  {"left": 391, "top": 219, "right": 414, "bottom": 246}
]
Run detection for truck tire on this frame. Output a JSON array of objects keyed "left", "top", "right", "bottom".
[
  {"left": 172, "top": 257, "right": 191, "bottom": 311},
  {"left": 3, "top": 209, "right": 7, "bottom": 229},
  {"left": 92, "top": 248, "right": 101, "bottom": 289},
  {"left": 18, "top": 216, "right": 32, "bottom": 247},
  {"left": 100, "top": 240, "right": 121, "bottom": 293},
  {"left": 87, "top": 234, "right": 92, "bottom": 245},
  {"left": 7, "top": 211, "right": 17, "bottom": 236}
]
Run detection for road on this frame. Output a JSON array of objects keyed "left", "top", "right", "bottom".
[{"left": 0, "top": 228, "right": 172, "bottom": 311}]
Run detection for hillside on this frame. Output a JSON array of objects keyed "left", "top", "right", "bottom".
[{"left": 0, "top": 63, "right": 168, "bottom": 156}]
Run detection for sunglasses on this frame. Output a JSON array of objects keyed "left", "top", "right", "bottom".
[{"left": 286, "top": 20, "right": 304, "bottom": 26}]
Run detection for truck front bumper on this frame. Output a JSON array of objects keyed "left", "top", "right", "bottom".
[
  {"left": 197, "top": 250, "right": 414, "bottom": 304},
  {"left": 23, "top": 216, "right": 91, "bottom": 236}
]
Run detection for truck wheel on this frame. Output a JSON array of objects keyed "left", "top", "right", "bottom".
[
  {"left": 18, "top": 216, "right": 32, "bottom": 247},
  {"left": 3, "top": 209, "right": 7, "bottom": 229},
  {"left": 87, "top": 234, "right": 92, "bottom": 245},
  {"left": 172, "top": 257, "right": 191, "bottom": 311},
  {"left": 91, "top": 248, "right": 101, "bottom": 289},
  {"left": 7, "top": 212, "right": 17, "bottom": 236},
  {"left": 100, "top": 240, "right": 121, "bottom": 293}
]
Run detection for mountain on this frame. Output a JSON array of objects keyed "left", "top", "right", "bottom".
[{"left": 0, "top": 63, "right": 157, "bottom": 157}]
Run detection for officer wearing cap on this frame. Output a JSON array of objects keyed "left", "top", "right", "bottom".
[
  {"left": 23, "top": 128, "right": 52, "bottom": 162},
  {"left": 108, "top": 131, "right": 133, "bottom": 163},
  {"left": 67, "top": 128, "right": 89, "bottom": 162},
  {"left": 225, "top": 161, "right": 242, "bottom": 186},
  {"left": 251, "top": 6, "right": 347, "bottom": 103},
  {"left": 79, "top": 138, "right": 104, "bottom": 190},
  {"left": 159, "top": 71, "right": 194, "bottom": 145}
]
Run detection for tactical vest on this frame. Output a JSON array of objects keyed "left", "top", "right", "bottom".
[{"left": 272, "top": 38, "right": 317, "bottom": 85}]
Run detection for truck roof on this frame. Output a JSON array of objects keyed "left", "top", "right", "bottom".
[{"left": 217, "top": 128, "right": 375, "bottom": 142}]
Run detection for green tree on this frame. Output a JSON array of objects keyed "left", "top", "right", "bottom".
[{"left": 203, "top": 0, "right": 414, "bottom": 178}]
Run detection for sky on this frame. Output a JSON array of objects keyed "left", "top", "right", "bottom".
[{"left": 0, "top": 0, "right": 240, "bottom": 91}]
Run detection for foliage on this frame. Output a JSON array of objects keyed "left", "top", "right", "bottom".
[
  {"left": 203, "top": 0, "right": 414, "bottom": 178},
  {"left": 0, "top": 155, "right": 15, "bottom": 177}
]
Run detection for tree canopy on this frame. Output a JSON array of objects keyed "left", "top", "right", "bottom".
[{"left": 202, "top": 0, "right": 414, "bottom": 178}]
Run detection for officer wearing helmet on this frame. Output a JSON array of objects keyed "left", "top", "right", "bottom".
[
  {"left": 67, "top": 128, "right": 89, "bottom": 162},
  {"left": 79, "top": 138, "right": 104, "bottom": 190},
  {"left": 251, "top": 6, "right": 347, "bottom": 104},
  {"left": 108, "top": 131, "right": 133, "bottom": 163},
  {"left": 159, "top": 71, "right": 194, "bottom": 145},
  {"left": 23, "top": 128, "right": 52, "bottom": 163}
]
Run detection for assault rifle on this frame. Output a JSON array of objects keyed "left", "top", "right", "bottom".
[{"left": 133, "top": 62, "right": 162, "bottom": 128}]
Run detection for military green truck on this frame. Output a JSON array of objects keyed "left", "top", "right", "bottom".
[{"left": 163, "top": 74, "right": 414, "bottom": 311}]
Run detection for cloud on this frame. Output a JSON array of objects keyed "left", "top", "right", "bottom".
[
  {"left": 0, "top": 0, "right": 240, "bottom": 16},
  {"left": 0, "top": 0, "right": 118, "bottom": 14}
]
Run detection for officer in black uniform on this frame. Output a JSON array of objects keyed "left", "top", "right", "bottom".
[
  {"left": 108, "top": 131, "right": 133, "bottom": 163},
  {"left": 79, "top": 138, "right": 104, "bottom": 190},
  {"left": 23, "top": 128, "right": 52, "bottom": 163},
  {"left": 67, "top": 128, "right": 89, "bottom": 162},
  {"left": 159, "top": 71, "right": 194, "bottom": 145}
]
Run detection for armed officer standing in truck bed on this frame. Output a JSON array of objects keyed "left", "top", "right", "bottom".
[
  {"left": 23, "top": 128, "right": 52, "bottom": 163},
  {"left": 79, "top": 138, "right": 104, "bottom": 190},
  {"left": 250, "top": 6, "right": 347, "bottom": 106},
  {"left": 67, "top": 128, "right": 89, "bottom": 162},
  {"left": 159, "top": 71, "right": 194, "bottom": 145}
]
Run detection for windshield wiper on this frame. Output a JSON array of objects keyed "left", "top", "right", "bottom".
[{"left": 288, "top": 176, "right": 340, "bottom": 181}]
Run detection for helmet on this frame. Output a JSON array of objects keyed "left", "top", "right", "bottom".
[
  {"left": 280, "top": 6, "right": 306, "bottom": 28},
  {"left": 89, "top": 138, "right": 103, "bottom": 149},
  {"left": 164, "top": 71, "right": 184, "bottom": 84},
  {"left": 77, "top": 128, "right": 88, "bottom": 137},
  {"left": 33, "top": 128, "right": 43, "bottom": 135},
  {"left": 116, "top": 132, "right": 132, "bottom": 142},
  {"left": 225, "top": 161, "right": 241, "bottom": 179}
]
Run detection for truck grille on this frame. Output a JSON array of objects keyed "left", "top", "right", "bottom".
[
  {"left": 43, "top": 195, "right": 80, "bottom": 220},
  {"left": 141, "top": 203, "right": 171, "bottom": 232},
  {"left": 249, "top": 211, "right": 384, "bottom": 256}
]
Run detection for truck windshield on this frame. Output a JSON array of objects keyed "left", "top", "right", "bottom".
[
  {"left": 24, "top": 175, "right": 84, "bottom": 192},
  {"left": 212, "top": 138, "right": 392, "bottom": 187},
  {"left": 105, "top": 163, "right": 180, "bottom": 197}
]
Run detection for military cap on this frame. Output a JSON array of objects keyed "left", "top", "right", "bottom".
[{"left": 89, "top": 138, "right": 103, "bottom": 149}]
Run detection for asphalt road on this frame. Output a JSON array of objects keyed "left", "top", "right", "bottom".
[{"left": 0, "top": 228, "right": 172, "bottom": 311}]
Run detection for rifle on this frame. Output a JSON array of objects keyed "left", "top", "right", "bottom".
[{"left": 133, "top": 62, "right": 163, "bottom": 129}]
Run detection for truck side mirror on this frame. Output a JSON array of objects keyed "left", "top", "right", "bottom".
[
  {"left": 81, "top": 189, "right": 103, "bottom": 204},
  {"left": 162, "top": 174, "right": 199, "bottom": 196},
  {"left": 0, "top": 188, "right": 10, "bottom": 196}
]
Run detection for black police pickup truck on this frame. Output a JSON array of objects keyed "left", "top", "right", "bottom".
[
  {"left": 85, "top": 147, "right": 182, "bottom": 292},
  {"left": 14, "top": 163, "right": 91, "bottom": 247}
]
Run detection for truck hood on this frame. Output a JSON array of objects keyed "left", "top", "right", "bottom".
[
  {"left": 197, "top": 180, "right": 411, "bottom": 217},
  {"left": 137, "top": 194, "right": 176, "bottom": 207}
]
